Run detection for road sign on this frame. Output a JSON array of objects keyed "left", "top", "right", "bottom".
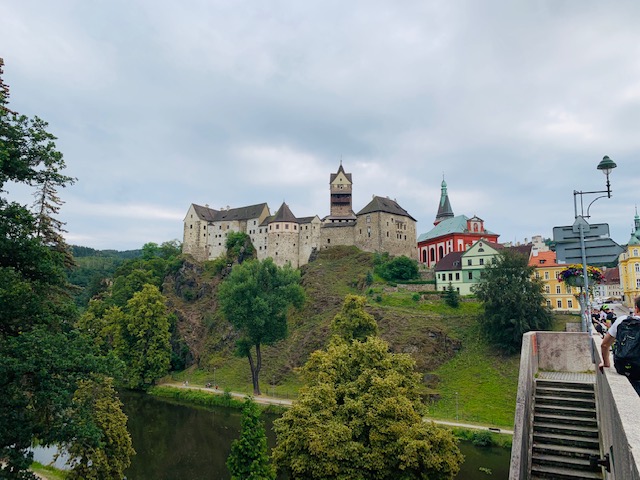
[
  {"left": 554, "top": 237, "right": 624, "bottom": 266},
  {"left": 553, "top": 221, "right": 610, "bottom": 243},
  {"left": 553, "top": 219, "right": 624, "bottom": 265}
]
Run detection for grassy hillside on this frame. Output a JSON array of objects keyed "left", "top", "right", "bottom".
[{"left": 164, "top": 246, "right": 530, "bottom": 428}]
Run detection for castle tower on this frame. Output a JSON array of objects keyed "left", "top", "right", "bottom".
[
  {"left": 267, "top": 202, "right": 300, "bottom": 267},
  {"left": 328, "top": 163, "right": 355, "bottom": 222},
  {"left": 434, "top": 178, "right": 454, "bottom": 225}
]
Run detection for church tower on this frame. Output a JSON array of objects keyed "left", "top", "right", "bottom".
[
  {"left": 328, "top": 163, "right": 355, "bottom": 222},
  {"left": 434, "top": 178, "right": 454, "bottom": 225}
]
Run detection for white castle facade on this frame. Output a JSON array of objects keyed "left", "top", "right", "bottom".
[{"left": 182, "top": 165, "right": 418, "bottom": 268}]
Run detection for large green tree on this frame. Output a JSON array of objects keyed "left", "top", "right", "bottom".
[
  {"left": 272, "top": 295, "right": 463, "bottom": 479},
  {"left": 218, "top": 258, "right": 305, "bottom": 395},
  {"left": 226, "top": 397, "right": 276, "bottom": 480},
  {"left": 115, "top": 284, "right": 172, "bottom": 389},
  {"left": 472, "top": 248, "right": 553, "bottom": 354},
  {"left": 0, "top": 60, "right": 132, "bottom": 477},
  {"left": 62, "top": 376, "right": 135, "bottom": 480}
]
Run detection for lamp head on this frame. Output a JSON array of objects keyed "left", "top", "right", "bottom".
[{"left": 597, "top": 155, "right": 617, "bottom": 176}]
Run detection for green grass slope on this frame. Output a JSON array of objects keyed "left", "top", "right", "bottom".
[{"left": 167, "top": 246, "right": 523, "bottom": 428}]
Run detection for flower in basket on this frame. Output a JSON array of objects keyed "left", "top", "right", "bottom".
[{"left": 557, "top": 264, "right": 604, "bottom": 284}]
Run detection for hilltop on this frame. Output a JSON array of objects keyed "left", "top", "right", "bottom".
[{"left": 161, "top": 246, "right": 519, "bottom": 427}]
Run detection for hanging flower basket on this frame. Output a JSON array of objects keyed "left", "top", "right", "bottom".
[{"left": 557, "top": 264, "right": 604, "bottom": 287}]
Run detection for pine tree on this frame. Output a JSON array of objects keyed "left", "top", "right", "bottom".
[{"left": 227, "top": 397, "right": 276, "bottom": 480}]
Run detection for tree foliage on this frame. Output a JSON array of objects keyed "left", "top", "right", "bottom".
[
  {"left": 218, "top": 259, "right": 305, "bottom": 395},
  {"left": 63, "top": 376, "right": 135, "bottom": 480},
  {"left": 0, "top": 58, "right": 132, "bottom": 478},
  {"left": 330, "top": 294, "right": 378, "bottom": 342},
  {"left": 272, "top": 295, "right": 462, "bottom": 479},
  {"left": 374, "top": 254, "right": 419, "bottom": 282},
  {"left": 472, "top": 249, "right": 553, "bottom": 354},
  {"left": 444, "top": 283, "right": 460, "bottom": 308},
  {"left": 227, "top": 397, "right": 276, "bottom": 480}
]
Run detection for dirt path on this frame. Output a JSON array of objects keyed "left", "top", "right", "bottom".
[{"left": 159, "top": 382, "right": 513, "bottom": 434}]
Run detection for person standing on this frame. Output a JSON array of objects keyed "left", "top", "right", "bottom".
[{"left": 599, "top": 296, "right": 640, "bottom": 395}]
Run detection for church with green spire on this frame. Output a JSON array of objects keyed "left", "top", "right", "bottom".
[
  {"left": 417, "top": 178, "right": 499, "bottom": 268},
  {"left": 619, "top": 208, "right": 640, "bottom": 308}
]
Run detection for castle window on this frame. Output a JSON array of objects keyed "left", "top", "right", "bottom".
[
  {"left": 387, "top": 232, "right": 389, "bottom": 237},
  {"left": 294, "top": 225, "right": 297, "bottom": 230},
  {"left": 285, "top": 224, "right": 289, "bottom": 229},
  {"left": 327, "top": 238, "right": 331, "bottom": 244},
  {"left": 404, "top": 235, "right": 406, "bottom": 240},
  {"left": 568, "top": 300, "right": 573, "bottom": 308},
  {"left": 366, "top": 215, "right": 371, "bottom": 223},
  {"left": 360, "top": 229, "right": 362, "bottom": 234},
  {"left": 219, "top": 226, "right": 221, "bottom": 230},
  {"left": 276, "top": 224, "right": 280, "bottom": 230},
  {"left": 253, "top": 220, "right": 256, "bottom": 225},
  {"left": 190, "top": 225, "right": 193, "bottom": 229}
]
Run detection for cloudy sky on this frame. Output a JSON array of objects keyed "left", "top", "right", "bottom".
[{"left": 2, "top": 1, "right": 640, "bottom": 251}]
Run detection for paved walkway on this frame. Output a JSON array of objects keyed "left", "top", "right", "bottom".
[{"left": 161, "top": 382, "right": 514, "bottom": 435}]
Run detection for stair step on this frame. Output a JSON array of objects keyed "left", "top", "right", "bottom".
[
  {"left": 535, "top": 380, "right": 594, "bottom": 391},
  {"left": 536, "top": 386, "right": 595, "bottom": 399},
  {"left": 533, "top": 432, "right": 600, "bottom": 449},
  {"left": 533, "top": 421, "right": 599, "bottom": 438},
  {"left": 535, "top": 395, "right": 595, "bottom": 408},
  {"left": 532, "top": 452, "right": 598, "bottom": 471},
  {"left": 531, "top": 463, "right": 602, "bottom": 479},
  {"left": 534, "top": 413, "right": 597, "bottom": 427},
  {"left": 532, "top": 442, "right": 600, "bottom": 460},
  {"left": 534, "top": 403, "right": 596, "bottom": 418}
]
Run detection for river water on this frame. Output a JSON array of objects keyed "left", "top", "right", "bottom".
[{"left": 118, "top": 391, "right": 510, "bottom": 480}]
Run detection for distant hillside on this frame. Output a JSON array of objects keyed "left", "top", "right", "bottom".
[{"left": 67, "top": 245, "right": 143, "bottom": 307}]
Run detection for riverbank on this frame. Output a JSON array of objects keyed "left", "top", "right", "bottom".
[{"left": 154, "top": 382, "right": 514, "bottom": 436}]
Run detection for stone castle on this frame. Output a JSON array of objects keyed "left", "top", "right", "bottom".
[{"left": 182, "top": 164, "right": 417, "bottom": 268}]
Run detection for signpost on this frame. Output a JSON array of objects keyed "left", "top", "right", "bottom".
[
  {"left": 553, "top": 220, "right": 624, "bottom": 266},
  {"left": 553, "top": 217, "right": 624, "bottom": 332}
]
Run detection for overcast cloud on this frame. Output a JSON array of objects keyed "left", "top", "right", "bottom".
[{"left": 2, "top": 1, "right": 639, "bottom": 251}]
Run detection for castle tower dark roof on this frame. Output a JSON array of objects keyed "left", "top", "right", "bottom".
[
  {"left": 272, "top": 202, "right": 298, "bottom": 223},
  {"left": 357, "top": 195, "right": 416, "bottom": 221},
  {"left": 434, "top": 179, "right": 454, "bottom": 225},
  {"left": 330, "top": 163, "right": 352, "bottom": 184}
]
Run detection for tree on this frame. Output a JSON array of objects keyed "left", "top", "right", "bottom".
[
  {"left": 330, "top": 294, "right": 378, "bottom": 342},
  {"left": 116, "top": 284, "right": 172, "bottom": 389},
  {"left": 374, "top": 254, "right": 419, "bottom": 282},
  {"left": 218, "top": 259, "right": 305, "bottom": 395},
  {"left": 472, "top": 249, "right": 553, "bottom": 354},
  {"left": 62, "top": 376, "right": 135, "bottom": 480},
  {"left": 226, "top": 397, "right": 276, "bottom": 480},
  {"left": 272, "top": 295, "right": 463, "bottom": 479},
  {"left": 444, "top": 282, "right": 460, "bottom": 308},
  {"left": 1, "top": 58, "right": 129, "bottom": 478},
  {"left": 226, "top": 231, "right": 256, "bottom": 263}
]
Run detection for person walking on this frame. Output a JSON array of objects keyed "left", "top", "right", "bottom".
[{"left": 599, "top": 296, "right": 640, "bottom": 395}]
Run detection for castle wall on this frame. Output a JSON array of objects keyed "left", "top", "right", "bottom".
[
  {"left": 267, "top": 220, "right": 301, "bottom": 268},
  {"left": 298, "top": 218, "right": 322, "bottom": 265},
  {"left": 320, "top": 222, "right": 356, "bottom": 251},
  {"left": 354, "top": 211, "right": 417, "bottom": 258},
  {"left": 183, "top": 205, "right": 210, "bottom": 261},
  {"left": 208, "top": 219, "right": 245, "bottom": 259}
]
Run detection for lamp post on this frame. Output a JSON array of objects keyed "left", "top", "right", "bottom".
[{"left": 573, "top": 156, "right": 617, "bottom": 332}]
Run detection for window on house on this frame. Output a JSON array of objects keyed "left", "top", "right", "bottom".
[
  {"left": 637, "top": 278, "right": 640, "bottom": 289},
  {"left": 455, "top": 273, "right": 460, "bottom": 280},
  {"left": 545, "top": 286, "right": 550, "bottom": 293},
  {"left": 535, "top": 272, "right": 540, "bottom": 279},
  {"left": 566, "top": 286, "right": 572, "bottom": 294},
  {"left": 556, "top": 286, "right": 561, "bottom": 294},
  {"left": 635, "top": 249, "right": 639, "bottom": 256},
  {"left": 568, "top": 300, "right": 573, "bottom": 308},
  {"left": 467, "top": 259, "right": 472, "bottom": 266},
  {"left": 449, "top": 273, "right": 453, "bottom": 281},
  {"left": 636, "top": 263, "right": 640, "bottom": 273},
  {"left": 557, "top": 300, "right": 562, "bottom": 309},
  {"left": 544, "top": 272, "right": 549, "bottom": 280},
  {"left": 468, "top": 272, "right": 473, "bottom": 280},
  {"left": 546, "top": 300, "right": 552, "bottom": 307},
  {"left": 479, "top": 258, "right": 484, "bottom": 265}
]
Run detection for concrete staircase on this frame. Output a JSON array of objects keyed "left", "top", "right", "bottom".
[{"left": 530, "top": 378, "right": 603, "bottom": 479}]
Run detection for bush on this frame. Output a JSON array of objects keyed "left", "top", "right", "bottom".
[
  {"left": 412, "top": 293, "right": 421, "bottom": 302},
  {"left": 471, "top": 430, "right": 495, "bottom": 447},
  {"left": 374, "top": 255, "right": 419, "bottom": 282}
]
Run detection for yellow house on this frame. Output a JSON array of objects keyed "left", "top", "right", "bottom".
[
  {"left": 529, "top": 251, "right": 580, "bottom": 313},
  {"left": 619, "top": 211, "right": 640, "bottom": 308}
]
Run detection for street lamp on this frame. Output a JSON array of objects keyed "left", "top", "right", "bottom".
[{"left": 573, "top": 156, "right": 617, "bottom": 332}]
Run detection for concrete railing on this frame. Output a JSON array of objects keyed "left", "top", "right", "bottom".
[
  {"left": 509, "top": 332, "right": 596, "bottom": 480},
  {"left": 509, "top": 332, "right": 538, "bottom": 480},
  {"left": 592, "top": 335, "right": 640, "bottom": 480}
]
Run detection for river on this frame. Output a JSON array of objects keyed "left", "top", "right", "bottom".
[{"left": 119, "top": 391, "right": 510, "bottom": 479}]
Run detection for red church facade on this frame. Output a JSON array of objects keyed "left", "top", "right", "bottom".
[{"left": 417, "top": 180, "right": 499, "bottom": 268}]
